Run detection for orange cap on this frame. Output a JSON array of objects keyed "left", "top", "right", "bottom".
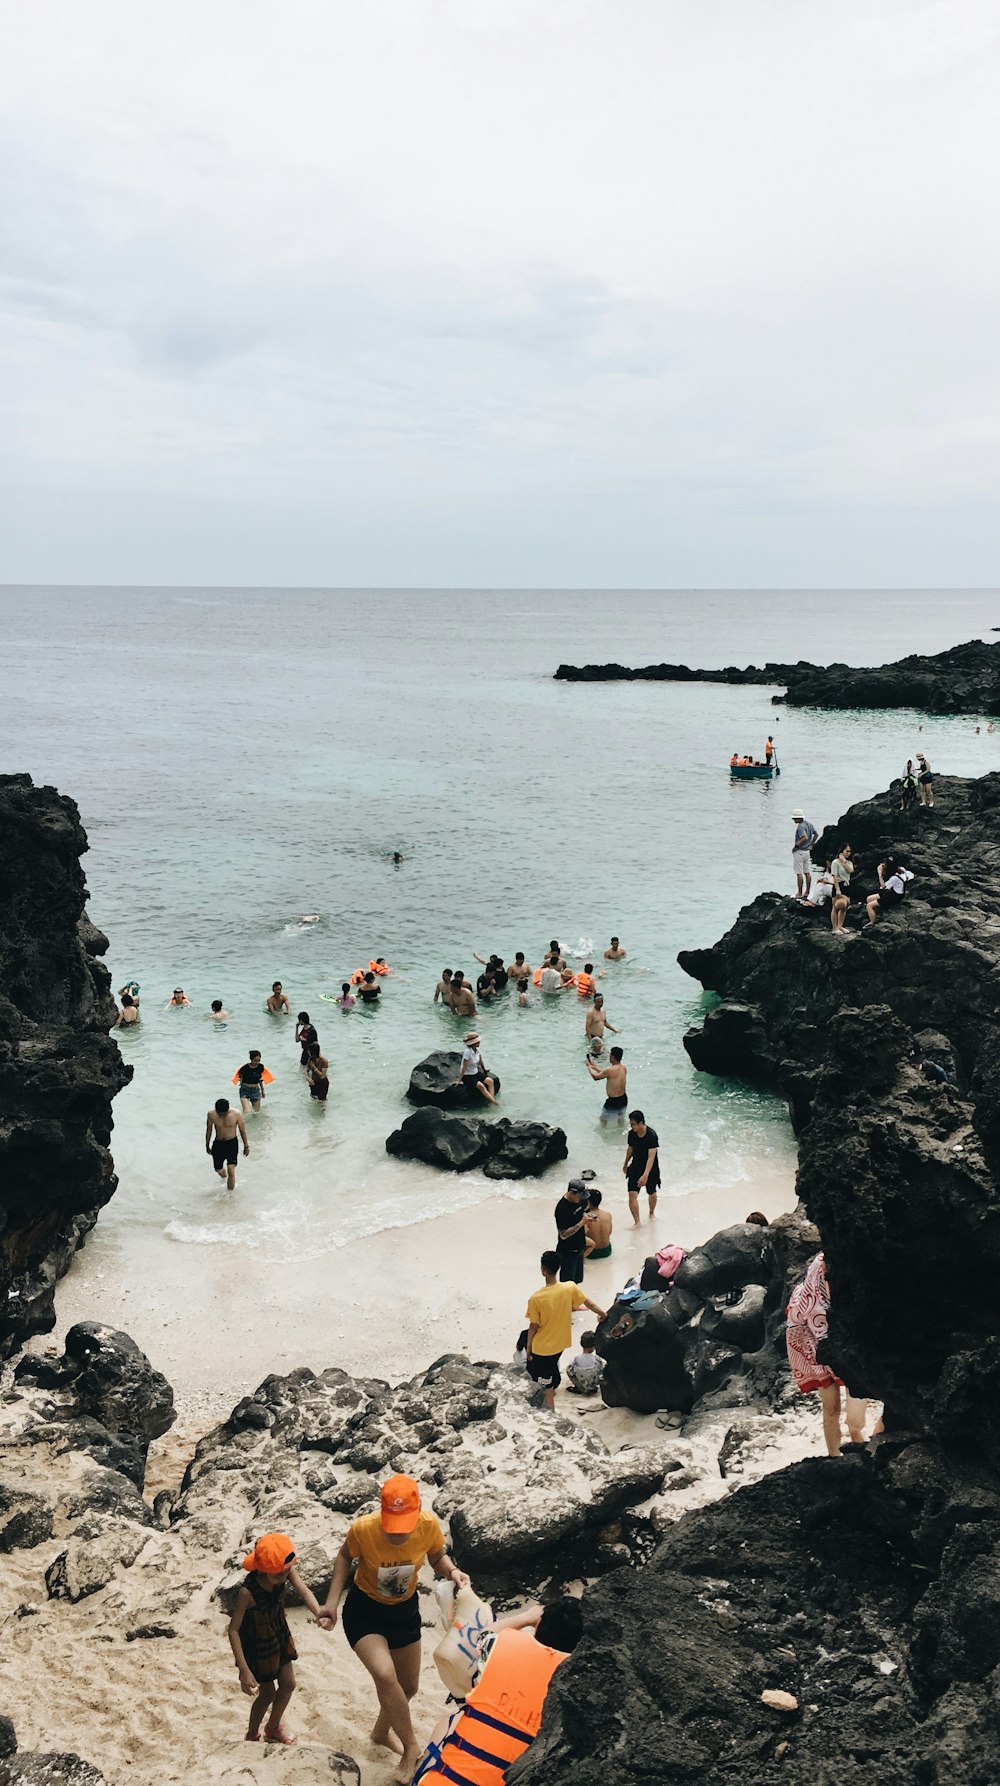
[
  {"left": 242, "top": 1532, "right": 296, "bottom": 1574},
  {"left": 381, "top": 1474, "right": 420, "bottom": 1534}
]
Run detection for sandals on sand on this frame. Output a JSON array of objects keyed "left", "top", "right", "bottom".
[{"left": 264, "top": 1726, "right": 297, "bottom": 1745}]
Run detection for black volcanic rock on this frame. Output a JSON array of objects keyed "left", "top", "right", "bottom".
[
  {"left": 15, "top": 1324, "right": 174, "bottom": 1486},
  {"left": 0, "top": 775, "right": 131, "bottom": 1354},
  {"left": 386, "top": 1107, "right": 567, "bottom": 1178},
  {"left": 556, "top": 636, "right": 1000, "bottom": 716},
  {"left": 510, "top": 1445, "right": 1000, "bottom": 1786},
  {"left": 405, "top": 1049, "right": 502, "bottom": 1107}
]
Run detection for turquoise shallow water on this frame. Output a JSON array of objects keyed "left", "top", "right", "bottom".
[{"left": 3, "top": 587, "right": 999, "bottom": 1267}]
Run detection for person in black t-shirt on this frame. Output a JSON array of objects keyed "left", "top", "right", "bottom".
[
  {"left": 623, "top": 1111, "right": 660, "bottom": 1224},
  {"left": 553, "top": 1179, "right": 590, "bottom": 1284},
  {"left": 357, "top": 973, "right": 382, "bottom": 1005},
  {"left": 236, "top": 1051, "right": 270, "bottom": 1116}
]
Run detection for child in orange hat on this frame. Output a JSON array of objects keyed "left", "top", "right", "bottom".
[{"left": 228, "top": 1532, "right": 327, "bottom": 1745}]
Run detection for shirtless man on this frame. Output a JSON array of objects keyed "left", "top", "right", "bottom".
[
  {"left": 266, "top": 981, "right": 290, "bottom": 1014},
  {"left": 205, "top": 1098, "right": 249, "bottom": 1190},
  {"left": 434, "top": 969, "right": 455, "bottom": 1007},
  {"left": 604, "top": 937, "right": 627, "bottom": 961},
  {"left": 585, "top": 994, "right": 618, "bottom": 1055},
  {"left": 545, "top": 940, "right": 568, "bottom": 972},
  {"left": 449, "top": 973, "right": 477, "bottom": 1019},
  {"left": 583, "top": 1188, "right": 613, "bottom": 1259},
  {"left": 509, "top": 951, "right": 532, "bottom": 982},
  {"left": 586, "top": 1046, "right": 628, "bottom": 1125},
  {"left": 210, "top": 1000, "right": 229, "bottom": 1021}
]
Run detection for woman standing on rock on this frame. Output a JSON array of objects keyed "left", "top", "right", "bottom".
[
  {"left": 320, "top": 1474, "right": 470, "bottom": 1786},
  {"left": 786, "top": 1253, "right": 867, "bottom": 1456},
  {"left": 830, "top": 845, "right": 854, "bottom": 933}
]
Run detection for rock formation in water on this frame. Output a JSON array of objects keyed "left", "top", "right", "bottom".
[
  {"left": 0, "top": 774, "right": 131, "bottom": 1355},
  {"left": 386, "top": 1107, "right": 568, "bottom": 1176},
  {"left": 517, "top": 769, "right": 1000, "bottom": 1784},
  {"left": 555, "top": 636, "right": 1000, "bottom": 714},
  {"left": 405, "top": 1049, "right": 503, "bottom": 1107}
]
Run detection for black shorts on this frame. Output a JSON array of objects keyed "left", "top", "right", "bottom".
[
  {"left": 341, "top": 1584, "right": 421, "bottom": 1652},
  {"left": 627, "top": 1172, "right": 661, "bottom": 1196},
  {"left": 211, "top": 1137, "right": 238, "bottom": 1169},
  {"left": 527, "top": 1350, "right": 562, "bottom": 1387},
  {"left": 558, "top": 1252, "right": 584, "bottom": 1284},
  {"left": 462, "top": 1071, "right": 487, "bottom": 1100}
]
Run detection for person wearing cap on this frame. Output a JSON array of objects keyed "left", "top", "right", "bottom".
[
  {"left": 791, "top": 809, "right": 820, "bottom": 901},
  {"left": 164, "top": 987, "right": 190, "bottom": 1008},
  {"left": 320, "top": 1475, "right": 470, "bottom": 1785},
  {"left": 453, "top": 1033, "right": 497, "bottom": 1105},
  {"left": 554, "top": 1178, "right": 591, "bottom": 1283},
  {"left": 228, "top": 1531, "right": 327, "bottom": 1746}
]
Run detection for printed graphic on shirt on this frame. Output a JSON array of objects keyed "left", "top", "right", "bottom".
[{"left": 377, "top": 1563, "right": 417, "bottom": 1599}]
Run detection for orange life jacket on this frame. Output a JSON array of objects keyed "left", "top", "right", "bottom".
[
  {"left": 532, "top": 968, "right": 543, "bottom": 986},
  {"left": 418, "top": 1628, "right": 568, "bottom": 1786},
  {"left": 350, "top": 969, "right": 366, "bottom": 985},
  {"left": 369, "top": 960, "right": 389, "bottom": 975},
  {"left": 575, "top": 972, "right": 594, "bottom": 996}
]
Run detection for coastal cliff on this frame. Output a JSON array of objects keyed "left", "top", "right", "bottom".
[
  {"left": 555, "top": 635, "right": 1000, "bottom": 714},
  {"left": 516, "top": 770, "right": 1000, "bottom": 1784},
  {"left": 0, "top": 774, "right": 131, "bottom": 1354}
]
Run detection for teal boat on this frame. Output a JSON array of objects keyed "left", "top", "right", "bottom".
[{"left": 730, "top": 761, "right": 777, "bottom": 779}]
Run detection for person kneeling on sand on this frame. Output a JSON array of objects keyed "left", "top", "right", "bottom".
[
  {"left": 566, "top": 1331, "right": 606, "bottom": 1396},
  {"left": 320, "top": 1475, "right": 470, "bottom": 1786},
  {"left": 583, "top": 1187, "right": 613, "bottom": 1259},
  {"left": 228, "top": 1532, "right": 328, "bottom": 1746},
  {"left": 414, "top": 1599, "right": 584, "bottom": 1784}
]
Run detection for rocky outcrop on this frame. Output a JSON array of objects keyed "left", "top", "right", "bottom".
[
  {"left": 678, "top": 770, "right": 1000, "bottom": 1465},
  {"left": 14, "top": 1323, "right": 175, "bottom": 1487},
  {"left": 386, "top": 1108, "right": 568, "bottom": 1177},
  {"left": 0, "top": 775, "right": 131, "bottom": 1355},
  {"left": 556, "top": 636, "right": 1000, "bottom": 715},
  {"left": 405, "top": 1050, "right": 502, "bottom": 1107},
  {"left": 597, "top": 1213, "right": 819, "bottom": 1415},
  {"left": 511, "top": 1441, "right": 1000, "bottom": 1786}
]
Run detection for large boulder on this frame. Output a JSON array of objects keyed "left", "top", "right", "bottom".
[
  {"left": 0, "top": 775, "right": 131, "bottom": 1355},
  {"left": 15, "top": 1323, "right": 175, "bottom": 1484},
  {"left": 405, "top": 1050, "right": 502, "bottom": 1107},
  {"left": 386, "top": 1109, "right": 566, "bottom": 1178}
]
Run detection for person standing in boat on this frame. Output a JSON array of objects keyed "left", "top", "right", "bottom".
[{"left": 765, "top": 735, "right": 775, "bottom": 765}]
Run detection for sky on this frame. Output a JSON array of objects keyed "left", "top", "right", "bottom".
[{"left": 1, "top": 0, "right": 999, "bottom": 587}]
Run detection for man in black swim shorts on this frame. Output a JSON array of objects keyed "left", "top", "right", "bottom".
[{"left": 205, "top": 1098, "right": 249, "bottom": 1191}]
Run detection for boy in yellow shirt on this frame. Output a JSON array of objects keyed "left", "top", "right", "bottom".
[{"left": 525, "top": 1251, "right": 606, "bottom": 1410}]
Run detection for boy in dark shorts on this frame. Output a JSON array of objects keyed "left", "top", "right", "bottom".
[
  {"left": 228, "top": 1530, "right": 328, "bottom": 1745},
  {"left": 524, "top": 1251, "right": 606, "bottom": 1411},
  {"left": 205, "top": 1098, "right": 249, "bottom": 1190}
]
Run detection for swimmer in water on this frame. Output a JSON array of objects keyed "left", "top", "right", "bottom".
[
  {"left": 211, "top": 1000, "right": 230, "bottom": 1022},
  {"left": 449, "top": 973, "right": 477, "bottom": 1019},
  {"left": 266, "top": 982, "right": 290, "bottom": 1015},
  {"left": 517, "top": 977, "right": 532, "bottom": 1006},
  {"left": 434, "top": 969, "right": 455, "bottom": 1007},
  {"left": 337, "top": 982, "right": 355, "bottom": 1010},
  {"left": 357, "top": 973, "right": 382, "bottom": 1006},
  {"left": 165, "top": 988, "right": 190, "bottom": 1008},
  {"left": 305, "top": 1041, "right": 330, "bottom": 1102},
  {"left": 586, "top": 994, "right": 617, "bottom": 1055},
  {"left": 392, "top": 851, "right": 404, "bottom": 864},
  {"left": 604, "top": 937, "right": 627, "bottom": 960},
  {"left": 113, "top": 993, "right": 140, "bottom": 1028},
  {"left": 586, "top": 1046, "right": 628, "bottom": 1126},
  {"left": 297, "top": 914, "right": 320, "bottom": 925}
]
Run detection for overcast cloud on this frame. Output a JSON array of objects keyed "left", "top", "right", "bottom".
[{"left": 1, "top": 0, "right": 998, "bottom": 585}]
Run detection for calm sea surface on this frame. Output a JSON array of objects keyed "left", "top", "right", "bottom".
[{"left": 3, "top": 588, "right": 998, "bottom": 1266}]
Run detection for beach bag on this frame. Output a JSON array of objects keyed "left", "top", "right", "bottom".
[
  {"left": 433, "top": 1582, "right": 496, "bottom": 1698},
  {"left": 656, "top": 1245, "right": 686, "bottom": 1281}
]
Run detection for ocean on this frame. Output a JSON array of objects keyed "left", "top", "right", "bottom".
[{"left": 3, "top": 586, "right": 998, "bottom": 1300}]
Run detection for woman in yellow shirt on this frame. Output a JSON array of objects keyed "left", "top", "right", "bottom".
[{"left": 321, "top": 1474, "right": 469, "bottom": 1785}]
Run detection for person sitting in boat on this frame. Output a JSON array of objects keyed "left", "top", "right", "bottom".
[{"left": 730, "top": 752, "right": 739, "bottom": 767}]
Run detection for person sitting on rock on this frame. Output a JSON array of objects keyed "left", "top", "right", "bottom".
[
  {"left": 454, "top": 1033, "right": 496, "bottom": 1104},
  {"left": 785, "top": 1253, "right": 867, "bottom": 1457},
  {"left": 866, "top": 859, "right": 913, "bottom": 925},
  {"left": 414, "top": 1600, "right": 583, "bottom": 1785}
]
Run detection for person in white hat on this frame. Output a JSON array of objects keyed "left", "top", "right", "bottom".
[
  {"left": 453, "top": 1032, "right": 497, "bottom": 1104},
  {"left": 791, "top": 809, "right": 820, "bottom": 900}
]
